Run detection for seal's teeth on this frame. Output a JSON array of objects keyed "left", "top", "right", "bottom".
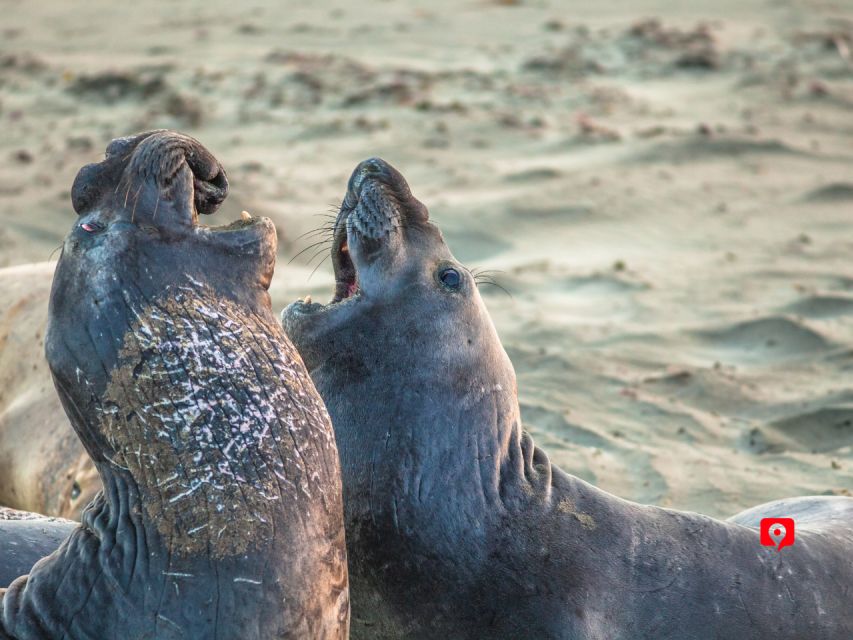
[
  {"left": 240, "top": 210, "right": 252, "bottom": 221},
  {"left": 303, "top": 295, "right": 312, "bottom": 304}
]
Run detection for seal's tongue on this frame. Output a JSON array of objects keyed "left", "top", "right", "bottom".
[{"left": 71, "top": 130, "right": 228, "bottom": 228}]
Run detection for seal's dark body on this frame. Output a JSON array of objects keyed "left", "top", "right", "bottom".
[
  {"left": 284, "top": 158, "right": 853, "bottom": 640},
  {"left": 0, "top": 132, "right": 349, "bottom": 640},
  {"left": 0, "top": 511, "right": 75, "bottom": 587}
]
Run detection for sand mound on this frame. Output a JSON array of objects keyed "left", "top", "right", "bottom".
[
  {"left": 783, "top": 294, "right": 853, "bottom": 319},
  {"left": 692, "top": 316, "right": 832, "bottom": 364},
  {"left": 803, "top": 183, "right": 853, "bottom": 203}
]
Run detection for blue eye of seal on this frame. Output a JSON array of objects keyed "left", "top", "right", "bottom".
[{"left": 439, "top": 267, "right": 461, "bottom": 289}]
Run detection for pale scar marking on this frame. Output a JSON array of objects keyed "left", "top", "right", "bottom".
[{"left": 99, "top": 284, "right": 331, "bottom": 558}]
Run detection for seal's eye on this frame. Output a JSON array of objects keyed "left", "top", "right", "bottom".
[
  {"left": 439, "top": 267, "right": 461, "bottom": 290},
  {"left": 80, "top": 221, "right": 103, "bottom": 233}
]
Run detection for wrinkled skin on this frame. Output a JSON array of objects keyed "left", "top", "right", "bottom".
[
  {"left": 0, "top": 263, "right": 98, "bottom": 521},
  {"left": 0, "top": 131, "right": 349, "bottom": 640},
  {"left": 283, "top": 158, "right": 853, "bottom": 640}
]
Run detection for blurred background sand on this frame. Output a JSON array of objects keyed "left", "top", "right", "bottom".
[{"left": 1, "top": 0, "right": 851, "bottom": 518}]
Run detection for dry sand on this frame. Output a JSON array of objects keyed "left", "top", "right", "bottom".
[{"left": 0, "top": 0, "right": 851, "bottom": 519}]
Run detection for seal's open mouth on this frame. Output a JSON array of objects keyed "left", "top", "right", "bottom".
[
  {"left": 301, "top": 158, "right": 395, "bottom": 310},
  {"left": 283, "top": 157, "right": 431, "bottom": 355},
  {"left": 331, "top": 235, "right": 359, "bottom": 303},
  {"left": 304, "top": 205, "right": 362, "bottom": 311},
  {"left": 201, "top": 209, "right": 268, "bottom": 233},
  {"left": 289, "top": 157, "right": 426, "bottom": 319}
]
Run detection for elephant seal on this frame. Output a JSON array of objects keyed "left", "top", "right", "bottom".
[
  {"left": 0, "top": 263, "right": 97, "bottom": 520},
  {"left": 0, "top": 131, "right": 349, "bottom": 639},
  {"left": 282, "top": 158, "right": 853, "bottom": 639}
]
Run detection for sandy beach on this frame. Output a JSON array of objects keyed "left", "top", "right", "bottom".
[{"left": 0, "top": 0, "right": 851, "bottom": 519}]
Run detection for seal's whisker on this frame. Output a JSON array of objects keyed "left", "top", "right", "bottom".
[
  {"left": 288, "top": 239, "right": 332, "bottom": 264},
  {"left": 48, "top": 243, "right": 64, "bottom": 262},
  {"left": 130, "top": 184, "right": 143, "bottom": 224},
  {"left": 305, "top": 245, "right": 332, "bottom": 266},
  {"left": 294, "top": 225, "right": 336, "bottom": 242},
  {"left": 297, "top": 231, "right": 335, "bottom": 244},
  {"left": 475, "top": 279, "right": 512, "bottom": 298},
  {"left": 307, "top": 254, "right": 331, "bottom": 282},
  {"left": 472, "top": 268, "right": 505, "bottom": 278},
  {"left": 466, "top": 266, "right": 511, "bottom": 298}
]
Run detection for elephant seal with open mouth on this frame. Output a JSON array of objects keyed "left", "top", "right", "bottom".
[
  {"left": 283, "top": 158, "right": 853, "bottom": 639},
  {"left": 0, "top": 131, "right": 349, "bottom": 639}
]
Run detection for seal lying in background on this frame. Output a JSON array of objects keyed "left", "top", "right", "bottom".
[
  {"left": 0, "top": 509, "right": 75, "bottom": 587},
  {"left": 0, "top": 264, "right": 97, "bottom": 520},
  {"left": 0, "top": 131, "right": 349, "bottom": 639},
  {"left": 283, "top": 158, "right": 853, "bottom": 639}
]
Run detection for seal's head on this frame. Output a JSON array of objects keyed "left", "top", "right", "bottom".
[
  {"left": 283, "top": 158, "right": 517, "bottom": 507},
  {"left": 46, "top": 130, "right": 276, "bottom": 463},
  {"left": 61, "top": 128, "right": 274, "bottom": 300},
  {"left": 285, "top": 158, "right": 511, "bottom": 376}
]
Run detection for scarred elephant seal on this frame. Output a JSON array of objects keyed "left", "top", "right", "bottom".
[
  {"left": 282, "top": 158, "right": 853, "bottom": 639},
  {"left": 0, "top": 131, "right": 349, "bottom": 639}
]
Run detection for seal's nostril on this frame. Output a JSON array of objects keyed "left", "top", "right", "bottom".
[
  {"left": 360, "top": 158, "right": 386, "bottom": 176},
  {"left": 349, "top": 157, "right": 390, "bottom": 195}
]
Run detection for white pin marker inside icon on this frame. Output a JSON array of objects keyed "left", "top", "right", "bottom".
[{"left": 769, "top": 523, "right": 787, "bottom": 550}]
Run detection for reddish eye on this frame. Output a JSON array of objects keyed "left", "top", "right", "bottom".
[{"left": 81, "top": 222, "right": 103, "bottom": 233}]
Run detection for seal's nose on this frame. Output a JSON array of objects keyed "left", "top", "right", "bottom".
[
  {"left": 71, "top": 131, "right": 227, "bottom": 224},
  {"left": 348, "top": 157, "right": 391, "bottom": 194},
  {"left": 359, "top": 158, "right": 387, "bottom": 176},
  {"left": 342, "top": 157, "right": 426, "bottom": 223},
  {"left": 128, "top": 131, "right": 228, "bottom": 217}
]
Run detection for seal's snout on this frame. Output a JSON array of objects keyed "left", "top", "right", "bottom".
[
  {"left": 127, "top": 130, "right": 228, "bottom": 220},
  {"left": 343, "top": 156, "right": 428, "bottom": 228},
  {"left": 346, "top": 157, "right": 413, "bottom": 203},
  {"left": 349, "top": 157, "right": 390, "bottom": 193},
  {"left": 358, "top": 158, "right": 387, "bottom": 177},
  {"left": 71, "top": 130, "right": 228, "bottom": 226}
]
